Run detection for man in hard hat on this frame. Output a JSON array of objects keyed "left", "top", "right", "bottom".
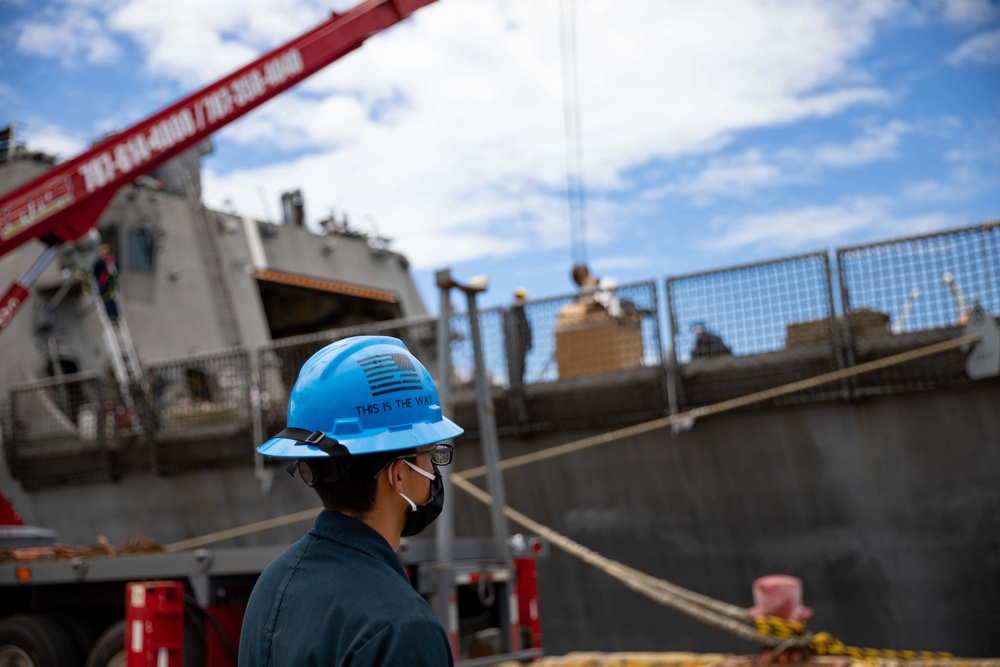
[
  {"left": 239, "top": 336, "right": 463, "bottom": 667},
  {"left": 505, "top": 288, "right": 533, "bottom": 386},
  {"left": 570, "top": 263, "right": 622, "bottom": 318}
]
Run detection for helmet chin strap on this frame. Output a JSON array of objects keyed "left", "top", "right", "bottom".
[{"left": 389, "top": 458, "right": 434, "bottom": 511}]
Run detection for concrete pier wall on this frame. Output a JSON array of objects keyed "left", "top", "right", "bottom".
[
  {"left": 452, "top": 382, "right": 1000, "bottom": 657},
  {"left": 2, "top": 367, "right": 996, "bottom": 657}
]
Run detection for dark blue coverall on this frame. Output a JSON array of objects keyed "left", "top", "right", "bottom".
[{"left": 238, "top": 510, "right": 454, "bottom": 666}]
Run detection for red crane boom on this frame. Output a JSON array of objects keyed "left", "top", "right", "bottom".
[{"left": 0, "top": 0, "right": 435, "bottom": 333}]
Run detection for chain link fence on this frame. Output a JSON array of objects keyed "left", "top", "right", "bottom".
[
  {"left": 4, "top": 225, "right": 996, "bottom": 489},
  {"left": 445, "top": 281, "right": 665, "bottom": 435},
  {"left": 5, "top": 371, "right": 129, "bottom": 489},
  {"left": 666, "top": 252, "right": 842, "bottom": 409},
  {"left": 837, "top": 222, "right": 999, "bottom": 395},
  {"left": 449, "top": 281, "right": 662, "bottom": 389},
  {"left": 147, "top": 347, "right": 254, "bottom": 473}
]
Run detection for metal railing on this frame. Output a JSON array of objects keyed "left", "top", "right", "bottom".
[
  {"left": 666, "top": 252, "right": 843, "bottom": 408},
  {"left": 448, "top": 281, "right": 662, "bottom": 388},
  {"left": 147, "top": 347, "right": 254, "bottom": 473},
  {"left": 837, "top": 222, "right": 999, "bottom": 395},
  {"left": 5, "top": 370, "right": 126, "bottom": 488},
  {"left": 4, "top": 224, "right": 996, "bottom": 488},
  {"left": 257, "top": 315, "right": 439, "bottom": 435}
]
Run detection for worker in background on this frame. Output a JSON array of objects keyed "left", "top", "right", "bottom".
[
  {"left": 571, "top": 263, "right": 599, "bottom": 292},
  {"left": 571, "top": 263, "right": 622, "bottom": 318},
  {"left": 93, "top": 243, "right": 119, "bottom": 322},
  {"left": 505, "top": 287, "right": 533, "bottom": 386},
  {"left": 691, "top": 321, "right": 732, "bottom": 359},
  {"left": 239, "top": 336, "right": 463, "bottom": 667}
]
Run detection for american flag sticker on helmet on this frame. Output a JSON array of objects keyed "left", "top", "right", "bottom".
[{"left": 359, "top": 353, "right": 424, "bottom": 396}]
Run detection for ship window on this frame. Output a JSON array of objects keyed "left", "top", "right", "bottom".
[{"left": 127, "top": 229, "right": 157, "bottom": 271}]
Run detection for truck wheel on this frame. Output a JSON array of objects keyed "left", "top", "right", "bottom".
[
  {"left": 0, "top": 613, "right": 81, "bottom": 667},
  {"left": 84, "top": 621, "right": 125, "bottom": 667},
  {"left": 52, "top": 613, "right": 101, "bottom": 664}
]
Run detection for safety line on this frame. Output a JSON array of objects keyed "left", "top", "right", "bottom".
[
  {"left": 456, "top": 333, "right": 981, "bottom": 481},
  {"left": 164, "top": 333, "right": 981, "bottom": 553},
  {"left": 450, "top": 473, "right": 779, "bottom": 646},
  {"left": 159, "top": 333, "right": 986, "bottom": 655},
  {"left": 163, "top": 508, "right": 318, "bottom": 553},
  {"left": 452, "top": 461, "right": 964, "bottom": 658},
  {"left": 448, "top": 334, "right": 981, "bottom": 652}
]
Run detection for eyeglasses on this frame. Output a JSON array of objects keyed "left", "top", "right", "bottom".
[
  {"left": 409, "top": 443, "right": 454, "bottom": 467},
  {"left": 374, "top": 443, "right": 455, "bottom": 479}
]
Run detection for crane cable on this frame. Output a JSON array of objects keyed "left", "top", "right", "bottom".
[{"left": 560, "top": 0, "right": 588, "bottom": 267}]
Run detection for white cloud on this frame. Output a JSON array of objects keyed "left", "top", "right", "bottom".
[
  {"left": 107, "top": 0, "right": 330, "bottom": 85},
  {"left": 591, "top": 254, "right": 655, "bottom": 272},
  {"left": 654, "top": 119, "right": 910, "bottom": 205},
  {"left": 16, "top": 122, "right": 88, "bottom": 161},
  {"left": 927, "top": 0, "right": 1000, "bottom": 26},
  {"left": 16, "top": 8, "right": 122, "bottom": 65},
  {"left": 183, "top": 0, "right": 903, "bottom": 265},
  {"left": 671, "top": 150, "right": 788, "bottom": 201},
  {"left": 939, "top": 118, "right": 1000, "bottom": 173},
  {"left": 902, "top": 164, "right": 996, "bottom": 202},
  {"left": 947, "top": 29, "right": 1000, "bottom": 65},
  {"left": 12, "top": 0, "right": 915, "bottom": 269},
  {"left": 705, "top": 197, "right": 951, "bottom": 252},
  {"left": 809, "top": 119, "right": 910, "bottom": 166}
]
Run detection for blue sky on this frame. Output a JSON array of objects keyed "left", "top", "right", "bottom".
[{"left": 1, "top": 0, "right": 998, "bottom": 313}]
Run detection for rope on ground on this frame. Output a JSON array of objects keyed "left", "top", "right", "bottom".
[
  {"left": 810, "top": 630, "right": 952, "bottom": 662},
  {"left": 457, "top": 333, "right": 980, "bottom": 481},
  {"left": 157, "top": 334, "right": 977, "bottom": 654},
  {"left": 450, "top": 334, "right": 978, "bottom": 653},
  {"left": 754, "top": 617, "right": 954, "bottom": 662},
  {"left": 453, "top": 474, "right": 958, "bottom": 659},
  {"left": 164, "top": 333, "right": 979, "bottom": 552},
  {"left": 160, "top": 334, "right": 977, "bottom": 650},
  {"left": 450, "top": 474, "right": 774, "bottom": 646}
]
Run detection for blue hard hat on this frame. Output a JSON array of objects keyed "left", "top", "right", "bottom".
[{"left": 258, "top": 336, "right": 463, "bottom": 458}]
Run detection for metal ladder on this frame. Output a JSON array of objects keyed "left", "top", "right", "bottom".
[{"left": 88, "top": 275, "right": 143, "bottom": 429}]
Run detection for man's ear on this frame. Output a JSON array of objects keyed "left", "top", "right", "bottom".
[{"left": 386, "top": 459, "right": 403, "bottom": 488}]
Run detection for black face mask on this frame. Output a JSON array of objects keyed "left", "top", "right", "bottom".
[{"left": 401, "top": 470, "right": 444, "bottom": 537}]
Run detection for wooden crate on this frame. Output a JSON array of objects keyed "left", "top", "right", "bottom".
[{"left": 555, "top": 302, "right": 643, "bottom": 378}]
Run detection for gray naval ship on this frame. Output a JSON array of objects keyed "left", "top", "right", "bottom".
[
  {"left": 0, "top": 132, "right": 430, "bottom": 533},
  {"left": 2, "top": 127, "right": 999, "bottom": 659}
]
